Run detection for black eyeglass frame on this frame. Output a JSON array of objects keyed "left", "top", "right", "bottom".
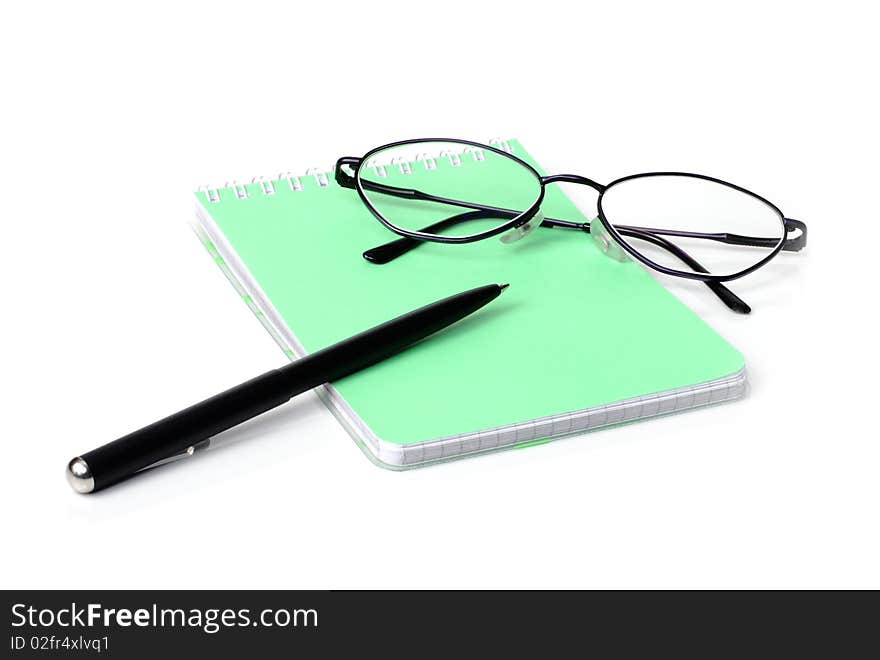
[{"left": 335, "top": 137, "right": 807, "bottom": 285}]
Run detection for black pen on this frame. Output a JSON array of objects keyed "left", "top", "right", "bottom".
[{"left": 67, "top": 283, "right": 508, "bottom": 493}]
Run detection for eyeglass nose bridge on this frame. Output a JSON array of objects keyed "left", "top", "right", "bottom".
[
  {"left": 539, "top": 173, "right": 625, "bottom": 260},
  {"left": 540, "top": 173, "right": 606, "bottom": 192},
  {"left": 499, "top": 173, "right": 606, "bottom": 246},
  {"left": 590, "top": 218, "right": 630, "bottom": 262},
  {"left": 499, "top": 208, "right": 545, "bottom": 244}
]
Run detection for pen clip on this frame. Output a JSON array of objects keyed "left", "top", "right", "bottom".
[{"left": 137, "top": 439, "right": 211, "bottom": 473}]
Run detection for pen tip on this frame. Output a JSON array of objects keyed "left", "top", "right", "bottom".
[
  {"left": 66, "top": 457, "right": 95, "bottom": 494},
  {"left": 498, "top": 283, "right": 510, "bottom": 291}
]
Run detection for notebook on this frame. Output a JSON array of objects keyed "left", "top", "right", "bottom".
[{"left": 192, "top": 138, "right": 746, "bottom": 468}]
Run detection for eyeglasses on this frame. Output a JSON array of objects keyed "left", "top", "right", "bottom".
[{"left": 334, "top": 138, "right": 807, "bottom": 314}]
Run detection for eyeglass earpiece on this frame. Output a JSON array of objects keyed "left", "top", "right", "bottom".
[
  {"left": 591, "top": 218, "right": 630, "bottom": 262},
  {"left": 499, "top": 209, "right": 545, "bottom": 244}
]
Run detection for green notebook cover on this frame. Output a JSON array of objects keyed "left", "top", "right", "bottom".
[{"left": 193, "top": 139, "right": 745, "bottom": 467}]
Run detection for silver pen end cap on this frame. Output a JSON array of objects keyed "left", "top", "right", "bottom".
[{"left": 66, "top": 457, "right": 95, "bottom": 494}]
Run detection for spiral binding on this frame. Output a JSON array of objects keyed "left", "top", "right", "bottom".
[
  {"left": 253, "top": 175, "right": 275, "bottom": 196},
  {"left": 438, "top": 150, "right": 462, "bottom": 167},
  {"left": 228, "top": 181, "right": 248, "bottom": 200},
  {"left": 464, "top": 146, "right": 485, "bottom": 161},
  {"left": 489, "top": 138, "right": 513, "bottom": 153},
  {"left": 416, "top": 153, "right": 436, "bottom": 170},
  {"left": 199, "top": 138, "right": 514, "bottom": 202},
  {"left": 391, "top": 157, "right": 412, "bottom": 174},
  {"left": 365, "top": 159, "right": 387, "bottom": 178},
  {"left": 306, "top": 167, "right": 329, "bottom": 187},
  {"left": 280, "top": 172, "right": 303, "bottom": 191}
]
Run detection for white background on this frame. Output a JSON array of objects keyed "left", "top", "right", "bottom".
[{"left": 2, "top": 1, "right": 877, "bottom": 589}]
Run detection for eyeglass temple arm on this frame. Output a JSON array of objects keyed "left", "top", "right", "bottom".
[
  {"left": 783, "top": 218, "right": 808, "bottom": 251},
  {"left": 335, "top": 158, "right": 360, "bottom": 187},
  {"left": 614, "top": 227, "right": 751, "bottom": 314},
  {"left": 363, "top": 210, "right": 584, "bottom": 264},
  {"left": 625, "top": 218, "right": 807, "bottom": 253},
  {"left": 362, "top": 211, "right": 521, "bottom": 263},
  {"left": 337, "top": 159, "right": 803, "bottom": 253},
  {"left": 336, "top": 157, "right": 510, "bottom": 214},
  {"left": 733, "top": 218, "right": 806, "bottom": 252},
  {"left": 363, "top": 209, "right": 750, "bottom": 314}
]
